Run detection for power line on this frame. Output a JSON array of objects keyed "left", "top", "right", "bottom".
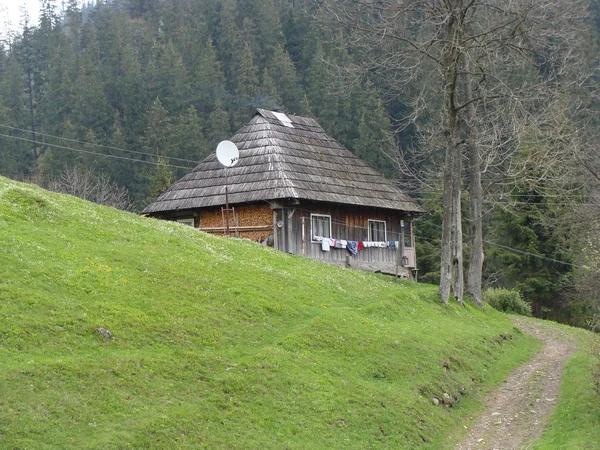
[
  {"left": 482, "top": 240, "right": 581, "bottom": 268},
  {"left": 0, "top": 123, "right": 202, "bottom": 165},
  {"left": 0, "top": 133, "right": 195, "bottom": 170},
  {"left": 418, "top": 216, "right": 580, "bottom": 268}
]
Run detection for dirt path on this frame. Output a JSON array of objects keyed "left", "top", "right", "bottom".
[{"left": 455, "top": 317, "right": 576, "bottom": 450}]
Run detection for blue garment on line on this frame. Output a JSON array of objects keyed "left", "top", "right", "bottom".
[
  {"left": 387, "top": 241, "right": 396, "bottom": 249},
  {"left": 346, "top": 240, "right": 358, "bottom": 255}
]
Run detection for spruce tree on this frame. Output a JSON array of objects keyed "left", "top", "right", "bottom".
[
  {"left": 233, "top": 41, "right": 259, "bottom": 128},
  {"left": 206, "top": 98, "right": 232, "bottom": 149}
]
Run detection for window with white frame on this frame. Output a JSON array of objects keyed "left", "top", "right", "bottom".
[
  {"left": 177, "top": 218, "right": 195, "bottom": 227},
  {"left": 368, "top": 219, "right": 387, "bottom": 241},
  {"left": 311, "top": 214, "right": 331, "bottom": 240}
]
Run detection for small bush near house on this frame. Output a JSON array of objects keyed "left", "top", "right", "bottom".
[{"left": 484, "top": 288, "right": 531, "bottom": 316}]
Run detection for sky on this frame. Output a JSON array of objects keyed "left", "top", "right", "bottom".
[{"left": 0, "top": 0, "right": 42, "bottom": 38}]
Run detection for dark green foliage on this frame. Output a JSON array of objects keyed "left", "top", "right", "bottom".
[
  {"left": 483, "top": 288, "right": 531, "bottom": 316},
  {"left": 485, "top": 189, "right": 573, "bottom": 318},
  {"left": 0, "top": 0, "right": 407, "bottom": 207}
]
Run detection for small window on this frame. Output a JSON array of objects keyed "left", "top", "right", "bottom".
[
  {"left": 177, "top": 218, "right": 195, "bottom": 227},
  {"left": 311, "top": 214, "right": 331, "bottom": 240},
  {"left": 368, "top": 219, "right": 387, "bottom": 241},
  {"left": 403, "top": 221, "right": 413, "bottom": 247}
]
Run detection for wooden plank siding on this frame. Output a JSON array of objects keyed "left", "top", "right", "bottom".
[
  {"left": 277, "top": 201, "right": 416, "bottom": 274},
  {"left": 149, "top": 200, "right": 416, "bottom": 277}
]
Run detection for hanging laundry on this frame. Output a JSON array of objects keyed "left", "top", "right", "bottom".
[
  {"left": 330, "top": 238, "right": 337, "bottom": 248},
  {"left": 357, "top": 241, "right": 364, "bottom": 251},
  {"left": 387, "top": 241, "right": 396, "bottom": 249},
  {"left": 314, "top": 236, "right": 323, "bottom": 242},
  {"left": 334, "top": 240, "right": 344, "bottom": 249},
  {"left": 322, "top": 238, "right": 331, "bottom": 251},
  {"left": 340, "top": 240, "right": 347, "bottom": 249},
  {"left": 375, "top": 241, "right": 386, "bottom": 248},
  {"left": 346, "top": 240, "right": 358, "bottom": 255}
]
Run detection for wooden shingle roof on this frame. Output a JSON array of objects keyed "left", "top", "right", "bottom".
[{"left": 142, "top": 109, "right": 424, "bottom": 214}]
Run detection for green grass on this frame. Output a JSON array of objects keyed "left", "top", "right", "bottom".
[
  {"left": 0, "top": 177, "right": 542, "bottom": 448},
  {"left": 532, "top": 320, "right": 600, "bottom": 450}
]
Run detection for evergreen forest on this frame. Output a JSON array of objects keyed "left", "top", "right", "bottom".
[{"left": 1, "top": 0, "right": 600, "bottom": 328}]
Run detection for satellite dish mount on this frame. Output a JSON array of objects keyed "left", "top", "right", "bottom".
[{"left": 216, "top": 141, "right": 240, "bottom": 236}]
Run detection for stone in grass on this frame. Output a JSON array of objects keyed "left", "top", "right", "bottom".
[
  {"left": 96, "top": 327, "right": 112, "bottom": 340},
  {"left": 431, "top": 397, "right": 440, "bottom": 406},
  {"left": 443, "top": 393, "right": 453, "bottom": 406}
]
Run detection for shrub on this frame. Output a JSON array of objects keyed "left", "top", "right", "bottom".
[{"left": 483, "top": 288, "right": 531, "bottom": 316}]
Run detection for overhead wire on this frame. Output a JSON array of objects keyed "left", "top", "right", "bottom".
[
  {"left": 276, "top": 202, "right": 581, "bottom": 268},
  {"left": 0, "top": 123, "right": 202, "bottom": 164},
  {"left": 0, "top": 124, "right": 586, "bottom": 267},
  {"left": 0, "top": 133, "right": 195, "bottom": 170}
]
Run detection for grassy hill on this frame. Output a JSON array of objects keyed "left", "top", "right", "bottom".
[{"left": 0, "top": 177, "right": 564, "bottom": 448}]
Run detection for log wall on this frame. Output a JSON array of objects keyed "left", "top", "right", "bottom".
[{"left": 199, "top": 204, "right": 273, "bottom": 243}]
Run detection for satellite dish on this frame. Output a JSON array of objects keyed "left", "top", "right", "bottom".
[{"left": 216, "top": 140, "right": 239, "bottom": 167}]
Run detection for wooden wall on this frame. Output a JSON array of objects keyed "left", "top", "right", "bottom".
[
  {"left": 276, "top": 201, "right": 416, "bottom": 271},
  {"left": 150, "top": 200, "right": 417, "bottom": 273},
  {"left": 199, "top": 204, "right": 273, "bottom": 242}
]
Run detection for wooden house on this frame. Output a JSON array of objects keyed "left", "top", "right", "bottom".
[{"left": 142, "top": 109, "right": 424, "bottom": 278}]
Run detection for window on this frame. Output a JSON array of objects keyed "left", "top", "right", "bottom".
[
  {"left": 368, "top": 220, "right": 387, "bottom": 241},
  {"left": 177, "top": 218, "right": 195, "bottom": 227},
  {"left": 403, "top": 221, "right": 413, "bottom": 247},
  {"left": 311, "top": 214, "right": 331, "bottom": 240}
]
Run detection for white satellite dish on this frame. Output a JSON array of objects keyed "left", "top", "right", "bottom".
[{"left": 216, "top": 140, "right": 239, "bottom": 167}]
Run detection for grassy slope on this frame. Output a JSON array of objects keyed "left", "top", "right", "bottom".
[{"left": 0, "top": 177, "right": 540, "bottom": 449}]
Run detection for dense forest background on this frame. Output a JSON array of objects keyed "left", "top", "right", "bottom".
[{"left": 1, "top": 0, "right": 600, "bottom": 327}]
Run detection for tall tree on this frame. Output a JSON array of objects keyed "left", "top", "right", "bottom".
[
  {"left": 269, "top": 44, "right": 305, "bottom": 114},
  {"left": 232, "top": 41, "right": 259, "bottom": 128},
  {"left": 147, "top": 40, "right": 191, "bottom": 115},
  {"left": 206, "top": 98, "right": 232, "bottom": 149},
  {"left": 192, "top": 38, "right": 226, "bottom": 117},
  {"left": 324, "top": 0, "right": 592, "bottom": 304}
]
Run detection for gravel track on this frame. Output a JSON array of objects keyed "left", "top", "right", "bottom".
[{"left": 455, "top": 317, "right": 576, "bottom": 450}]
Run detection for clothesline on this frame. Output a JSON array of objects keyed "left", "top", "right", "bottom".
[{"left": 313, "top": 236, "right": 400, "bottom": 255}]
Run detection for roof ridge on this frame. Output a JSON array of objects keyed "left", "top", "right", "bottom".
[{"left": 142, "top": 111, "right": 423, "bottom": 214}]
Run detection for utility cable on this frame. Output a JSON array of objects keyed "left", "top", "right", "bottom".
[
  {"left": 0, "top": 133, "right": 195, "bottom": 170},
  {"left": 0, "top": 123, "right": 202, "bottom": 164}
]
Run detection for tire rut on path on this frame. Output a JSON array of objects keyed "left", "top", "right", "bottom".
[{"left": 455, "top": 317, "right": 576, "bottom": 450}]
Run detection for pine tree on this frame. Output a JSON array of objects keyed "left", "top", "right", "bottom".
[
  {"left": 192, "top": 38, "right": 226, "bottom": 117},
  {"left": 37, "top": 119, "right": 81, "bottom": 179},
  {"left": 171, "top": 106, "right": 207, "bottom": 178},
  {"left": 215, "top": 0, "right": 240, "bottom": 87},
  {"left": 251, "top": 0, "right": 285, "bottom": 65},
  {"left": 233, "top": 41, "right": 259, "bottom": 128},
  {"left": 258, "top": 68, "right": 281, "bottom": 109},
  {"left": 206, "top": 98, "right": 232, "bottom": 149},
  {"left": 0, "top": 47, "right": 32, "bottom": 177},
  {"left": 73, "top": 51, "right": 114, "bottom": 135},
  {"left": 147, "top": 40, "right": 191, "bottom": 115},
  {"left": 352, "top": 81, "right": 396, "bottom": 177},
  {"left": 269, "top": 44, "right": 305, "bottom": 114},
  {"left": 139, "top": 97, "right": 175, "bottom": 205}
]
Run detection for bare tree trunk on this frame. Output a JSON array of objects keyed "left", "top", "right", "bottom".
[
  {"left": 464, "top": 56, "right": 484, "bottom": 306},
  {"left": 439, "top": 1, "right": 463, "bottom": 304},
  {"left": 440, "top": 141, "right": 454, "bottom": 304},
  {"left": 451, "top": 135, "right": 464, "bottom": 305},
  {"left": 26, "top": 66, "right": 38, "bottom": 166}
]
